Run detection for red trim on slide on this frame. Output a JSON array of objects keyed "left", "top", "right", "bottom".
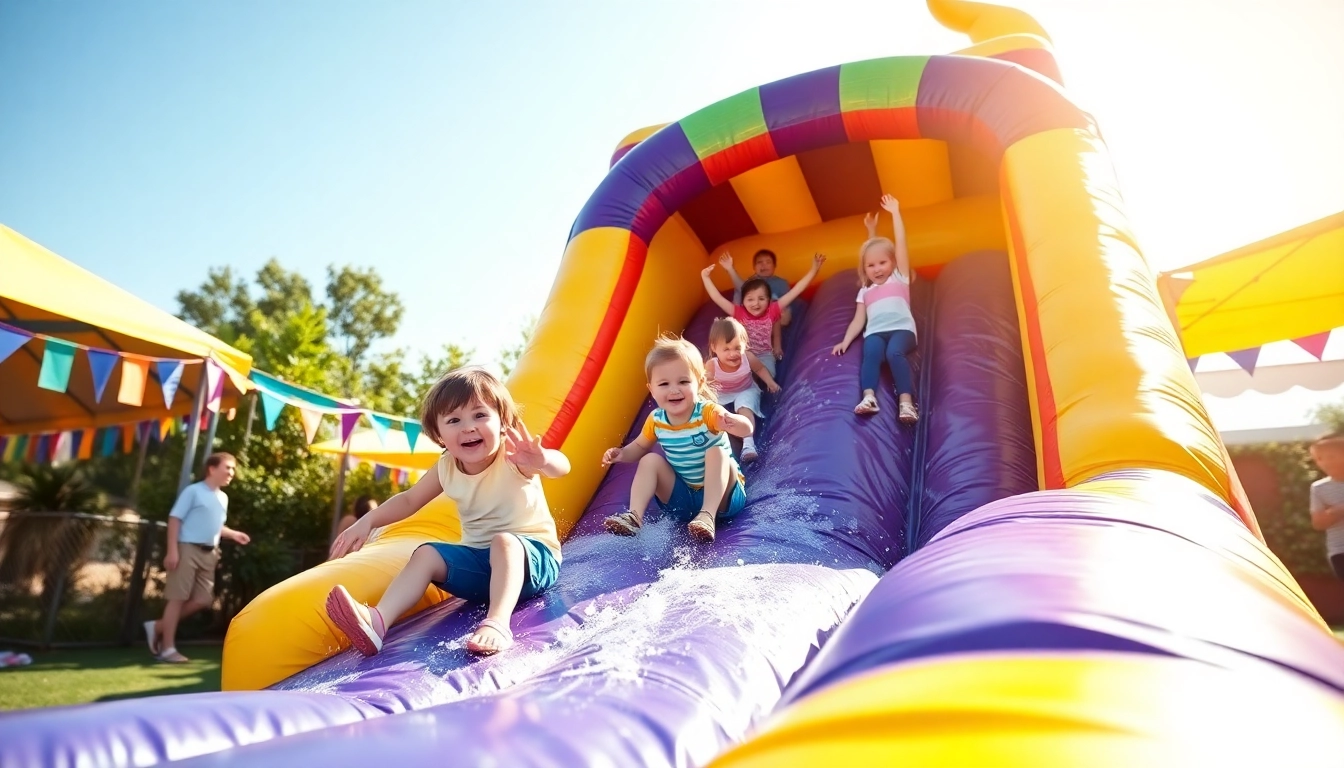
[
  {"left": 542, "top": 235, "right": 650, "bottom": 450},
  {"left": 1001, "top": 184, "right": 1064, "bottom": 489}
]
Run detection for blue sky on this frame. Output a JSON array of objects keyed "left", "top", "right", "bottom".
[{"left": 3, "top": 0, "right": 1342, "bottom": 429}]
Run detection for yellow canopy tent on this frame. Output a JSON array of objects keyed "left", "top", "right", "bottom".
[
  {"left": 0, "top": 225, "right": 253, "bottom": 437},
  {"left": 309, "top": 428, "right": 440, "bottom": 471},
  {"left": 1161, "top": 210, "right": 1344, "bottom": 358}
]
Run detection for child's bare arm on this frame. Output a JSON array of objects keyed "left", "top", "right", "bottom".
[
  {"left": 771, "top": 321, "right": 783, "bottom": 360},
  {"left": 778, "top": 253, "right": 826, "bottom": 309},
  {"left": 701, "top": 265, "right": 738, "bottom": 315},
  {"left": 718, "top": 252, "right": 745, "bottom": 289},
  {"left": 881, "top": 194, "right": 911, "bottom": 279},
  {"left": 506, "top": 424, "right": 571, "bottom": 478},
  {"left": 831, "top": 304, "right": 868, "bottom": 355},
  {"left": 331, "top": 472, "right": 443, "bottom": 558},
  {"left": 749, "top": 352, "right": 781, "bottom": 393},
  {"left": 602, "top": 434, "right": 655, "bottom": 467},
  {"left": 1310, "top": 503, "right": 1344, "bottom": 531},
  {"left": 714, "top": 408, "right": 755, "bottom": 438}
]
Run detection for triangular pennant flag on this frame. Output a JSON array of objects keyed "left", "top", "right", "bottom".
[
  {"left": 369, "top": 413, "right": 393, "bottom": 445},
  {"left": 0, "top": 327, "right": 32, "bottom": 365},
  {"left": 1292, "top": 331, "right": 1331, "bottom": 361},
  {"left": 204, "top": 360, "right": 225, "bottom": 413},
  {"left": 403, "top": 422, "right": 422, "bottom": 453},
  {"left": 101, "top": 428, "right": 118, "bottom": 457},
  {"left": 158, "top": 418, "right": 172, "bottom": 441},
  {"left": 298, "top": 408, "right": 322, "bottom": 445},
  {"left": 339, "top": 411, "right": 362, "bottom": 445},
  {"left": 9, "top": 435, "right": 28, "bottom": 461},
  {"left": 34, "top": 434, "right": 51, "bottom": 464},
  {"left": 38, "top": 339, "right": 78, "bottom": 392},
  {"left": 52, "top": 431, "right": 73, "bottom": 464},
  {"left": 1227, "top": 347, "right": 1261, "bottom": 375},
  {"left": 123, "top": 425, "right": 136, "bottom": 453},
  {"left": 117, "top": 359, "right": 149, "bottom": 406},
  {"left": 1186, "top": 357, "right": 1199, "bottom": 373},
  {"left": 374, "top": 464, "right": 389, "bottom": 482},
  {"left": 86, "top": 349, "right": 119, "bottom": 403},
  {"left": 156, "top": 361, "right": 185, "bottom": 407},
  {"left": 259, "top": 391, "right": 285, "bottom": 430}
]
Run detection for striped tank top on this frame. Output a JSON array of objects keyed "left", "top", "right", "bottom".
[
  {"left": 709, "top": 357, "right": 754, "bottom": 395},
  {"left": 640, "top": 401, "right": 738, "bottom": 489}
]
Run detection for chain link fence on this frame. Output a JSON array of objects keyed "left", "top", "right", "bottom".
[{"left": 0, "top": 511, "right": 325, "bottom": 649}]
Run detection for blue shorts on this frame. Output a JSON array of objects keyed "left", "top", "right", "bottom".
[
  {"left": 420, "top": 535, "right": 559, "bottom": 604},
  {"left": 656, "top": 474, "right": 748, "bottom": 523}
]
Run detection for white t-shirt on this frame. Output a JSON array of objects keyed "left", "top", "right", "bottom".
[
  {"left": 436, "top": 449, "right": 562, "bottom": 561},
  {"left": 169, "top": 482, "right": 228, "bottom": 547},
  {"left": 1310, "top": 477, "right": 1344, "bottom": 556},
  {"left": 857, "top": 272, "right": 916, "bottom": 337}
]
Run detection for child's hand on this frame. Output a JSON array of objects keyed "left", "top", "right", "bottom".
[
  {"left": 505, "top": 424, "right": 547, "bottom": 475},
  {"left": 880, "top": 194, "right": 900, "bottom": 213},
  {"left": 601, "top": 447, "right": 623, "bottom": 466},
  {"left": 832, "top": 340, "right": 850, "bottom": 356},
  {"left": 717, "top": 252, "right": 733, "bottom": 270},
  {"left": 330, "top": 518, "right": 371, "bottom": 560},
  {"left": 701, "top": 264, "right": 716, "bottom": 278},
  {"left": 812, "top": 253, "right": 826, "bottom": 270},
  {"left": 772, "top": 342, "right": 784, "bottom": 361},
  {"left": 765, "top": 378, "right": 781, "bottom": 394},
  {"left": 863, "top": 211, "right": 878, "bottom": 230}
]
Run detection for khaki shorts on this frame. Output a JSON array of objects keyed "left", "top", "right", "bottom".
[{"left": 165, "top": 544, "right": 218, "bottom": 604}]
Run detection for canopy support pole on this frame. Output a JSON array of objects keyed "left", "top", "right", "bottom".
[
  {"left": 176, "top": 363, "right": 208, "bottom": 495},
  {"left": 238, "top": 393, "right": 257, "bottom": 464},
  {"left": 198, "top": 409, "right": 221, "bottom": 473},
  {"left": 329, "top": 446, "right": 350, "bottom": 545}
]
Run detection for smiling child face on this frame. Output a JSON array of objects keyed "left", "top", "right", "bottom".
[
  {"left": 647, "top": 358, "right": 698, "bottom": 421},
  {"left": 435, "top": 397, "right": 502, "bottom": 473}
]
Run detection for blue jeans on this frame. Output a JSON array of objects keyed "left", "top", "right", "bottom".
[{"left": 861, "top": 330, "right": 916, "bottom": 396}]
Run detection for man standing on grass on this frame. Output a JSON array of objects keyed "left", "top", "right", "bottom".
[{"left": 144, "top": 452, "right": 249, "bottom": 663}]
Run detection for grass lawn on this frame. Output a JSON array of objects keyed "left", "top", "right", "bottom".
[{"left": 0, "top": 645, "right": 222, "bottom": 711}]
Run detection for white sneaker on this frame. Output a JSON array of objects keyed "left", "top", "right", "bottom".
[{"left": 741, "top": 438, "right": 759, "bottom": 463}]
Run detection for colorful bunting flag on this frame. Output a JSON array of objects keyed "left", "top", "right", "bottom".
[
  {"left": 118, "top": 359, "right": 150, "bottom": 406},
  {"left": 374, "top": 464, "right": 389, "bottom": 481},
  {"left": 1227, "top": 347, "right": 1261, "bottom": 375},
  {"left": 158, "top": 418, "right": 172, "bottom": 442},
  {"left": 204, "top": 360, "right": 224, "bottom": 413},
  {"left": 123, "top": 425, "right": 136, "bottom": 453},
  {"left": 52, "top": 432, "right": 72, "bottom": 464},
  {"left": 101, "top": 428, "right": 118, "bottom": 457},
  {"left": 37, "top": 339, "right": 77, "bottom": 392},
  {"left": 0, "top": 437, "right": 7, "bottom": 460},
  {"left": 369, "top": 413, "right": 393, "bottom": 445},
  {"left": 6, "top": 435, "right": 28, "bottom": 462},
  {"left": 339, "top": 411, "right": 361, "bottom": 445},
  {"left": 299, "top": 408, "right": 322, "bottom": 445},
  {"left": 1292, "top": 331, "right": 1332, "bottom": 361},
  {"left": 259, "top": 391, "right": 285, "bottom": 430},
  {"left": 86, "top": 349, "right": 119, "bottom": 403},
  {"left": 0, "top": 327, "right": 31, "bottom": 366},
  {"left": 403, "top": 422, "right": 422, "bottom": 452},
  {"left": 156, "top": 360, "right": 185, "bottom": 407}
]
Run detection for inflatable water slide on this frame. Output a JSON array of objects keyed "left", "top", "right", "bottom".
[{"left": 6, "top": 1, "right": 1344, "bottom": 765}]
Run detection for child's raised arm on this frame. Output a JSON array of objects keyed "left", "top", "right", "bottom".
[
  {"left": 718, "top": 252, "right": 745, "bottom": 290},
  {"left": 777, "top": 253, "right": 827, "bottom": 309},
  {"left": 863, "top": 211, "right": 880, "bottom": 239},
  {"left": 831, "top": 302, "right": 868, "bottom": 356},
  {"left": 701, "top": 264, "right": 738, "bottom": 315},
  {"left": 330, "top": 470, "right": 443, "bottom": 559},
  {"left": 748, "top": 352, "right": 781, "bottom": 393},
  {"left": 880, "top": 194, "right": 911, "bottom": 280}
]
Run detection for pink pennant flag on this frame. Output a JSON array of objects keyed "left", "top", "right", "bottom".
[
  {"left": 1227, "top": 346, "right": 1261, "bottom": 375},
  {"left": 52, "top": 431, "right": 72, "bottom": 464},
  {"left": 204, "top": 360, "right": 225, "bottom": 413},
  {"left": 298, "top": 408, "right": 323, "bottom": 445},
  {"left": 340, "top": 410, "right": 362, "bottom": 445},
  {"left": 1292, "top": 331, "right": 1331, "bottom": 361}
]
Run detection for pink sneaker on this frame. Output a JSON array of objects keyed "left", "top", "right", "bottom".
[{"left": 325, "top": 585, "right": 383, "bottom": 656}]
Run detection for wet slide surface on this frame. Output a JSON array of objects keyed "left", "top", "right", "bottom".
[{"left": 0, "top": 253, "right": 1038, "bottom": 768}]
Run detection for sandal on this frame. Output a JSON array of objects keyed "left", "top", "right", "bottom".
[
  {"left": 604, "top": 510, "right": 642, "bottom": 536},
  {"left": 156, "top": 647, "right": 190, "bottom": 664},
  {"left": 687, "top": 510, "right": 716, "bottom": 543},
  {"left": 854, "top": 394, "right": 879, "bottom": 416},
  {"left": 326, "top": 585, "right": 384, "bottom": 656},
  {"left": 466, "top": 618, "right": 514, "bottom": 655},
  {"left": 898, "top": 401, "right": 919, "bottom": 424}
]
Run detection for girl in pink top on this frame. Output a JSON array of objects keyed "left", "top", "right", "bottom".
[
  {"left": 705, "top": 317, "right": 779, "bottom": 462},
  {"left": 832, "top": 194, "right": 919, "bottom": 423},
  {"left": 701, "top": 253, "right": 826, "bottom": 380}
]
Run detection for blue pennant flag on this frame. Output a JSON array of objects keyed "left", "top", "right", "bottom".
[
  {"left": 403, "top": 422, "right": 422, "bottom": 453},
  {"left": 369, "top": 414, "right": 394, "bottom": 445},
  {"left": 259, "top": 391, "right": 285, "bottom": 430},
  {"left": 86, "top": 349, "right": 119, "bottom": 403},
  {"left": 156, "top": 360, "right": 185, "bottom": 406},
  {"left": 0, "top": 327, "right": 31, "bottom": 365}
]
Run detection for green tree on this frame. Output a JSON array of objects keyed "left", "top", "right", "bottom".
[
  {"left": 325, "top": 265, "right": 404, "bottom": 372},
  {"left": 1311, "top": 401, "right": 1344, "bottom": 433}
]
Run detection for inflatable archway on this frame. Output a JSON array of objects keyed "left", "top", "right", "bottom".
[{"left": 4, "top": 1, "right": 1342, "bottom": 766}]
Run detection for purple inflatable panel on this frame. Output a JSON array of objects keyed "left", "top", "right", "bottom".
[
  {"left": 913, "top": 250, "right": 1036, "bottom": 548},
  {"left": 782, "top": 470, "right": 1344, "bottom": 705}
]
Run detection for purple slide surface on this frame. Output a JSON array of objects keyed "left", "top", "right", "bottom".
[{"left": 0, "top": 254, "right": 1040, "bottom": 768}]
